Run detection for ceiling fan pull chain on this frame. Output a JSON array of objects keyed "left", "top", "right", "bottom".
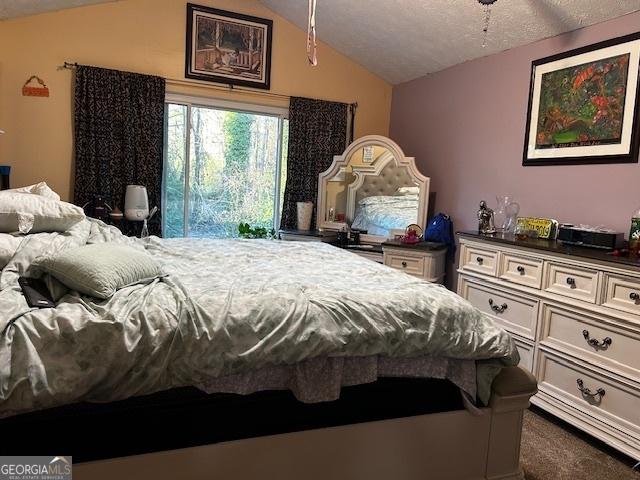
[
  {"left": 483, "top": 4, "right": 490, "bottom": 48},
  {"left": 478, "top": 0, "right": 498, "bottom": 48}
]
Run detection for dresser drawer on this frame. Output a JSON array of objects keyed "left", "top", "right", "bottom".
[
  {"left": 385, "top": 252, "right": 424, "bottom": 277},
  {"left": 499, "top": 252, "right": 544, "bottom": 289},
  {"left": 544, "top": 262, "right": 599, "bottom": 303},
  {"left": 460, "top": 244, "right": 498, "bottom": 276},
  {"left": 539, "top": 303, "right": 640, "bottom": 378},
  {"left": 513, "top": 336, "right": 534, "bottom": 373},
  {"left": 537, "top": 351, "right": 640, "bottom": 438},
  {"left": 602, "top": 273, "right": 640, "bottom": 317},
  {"left": 458, "top": 277, "right": 538, "bottom": 339}
]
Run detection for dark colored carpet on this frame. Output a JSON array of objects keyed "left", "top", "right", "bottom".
[{"left": 521, "top": 407, "right": 640, "bottom": 479}]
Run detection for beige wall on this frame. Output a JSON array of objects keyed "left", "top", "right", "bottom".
[{"left": 0, "top": 0, "right": 392, "bottom": 200}]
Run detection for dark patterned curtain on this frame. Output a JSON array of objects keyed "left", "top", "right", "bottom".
[
  {"left": 280, "top": 97, "right": 348, "bottom": 230},
  {"left": 73, "top": 65, "right": 166, "bottom": 235}
]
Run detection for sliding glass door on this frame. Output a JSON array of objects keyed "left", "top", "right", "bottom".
[{"left": 163, "top": 97, "right": 288, "bottom": 238}]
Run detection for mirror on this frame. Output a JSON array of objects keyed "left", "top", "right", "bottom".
[{"left": 317, "top": 136, "right": 430, "bottom": 242}]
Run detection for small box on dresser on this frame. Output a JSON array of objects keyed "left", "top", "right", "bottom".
[{"left": 456, "top": 231, "right": 640, "bottom": 461}]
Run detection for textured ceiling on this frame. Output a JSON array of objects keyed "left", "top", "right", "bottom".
[
  {"left": 260, "top": 0, "right": 640, "bottom": 84},
  {"left": 0, "top": 0, "right": 119, "bottom": 20}
]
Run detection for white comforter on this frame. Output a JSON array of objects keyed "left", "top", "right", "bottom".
[{"left": 0, "top": 219, "right": 518, "bottom": 418}]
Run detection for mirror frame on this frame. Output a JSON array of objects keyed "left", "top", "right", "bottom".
[{"left": 316, "top": 135, "right": 430, "bottom": 243}]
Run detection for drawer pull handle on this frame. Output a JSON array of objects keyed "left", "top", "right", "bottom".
[
  {"left": 401, "top": 261, "right": 407, "bottom": 268},
  {"left": 629, "top": 292, "right": 640, "bottom": 302},
  {"left": 488, "top": 299, "right": 508, "bottom": 313},
  {"left": 582, "top": 330, "right": 612, "bottom": 349},
  {"left": 576, "top": 378, "right": 605, "bottom": 400},
  {"left": 517, "top": 266, "right": 525, "bottom": 274},
  {"left": 476, "top": 257, "right": 484, "bottom": 264},
  {"left": 566, "top": 277, "right": 576, "bottom": 287}
]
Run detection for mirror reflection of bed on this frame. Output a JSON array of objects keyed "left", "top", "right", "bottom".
[
  {"left": 350, "top": 154, "right": 419, "bottom": 237},
  {"left": 318, "top": 136, "right": 429, "bottom": 244}
]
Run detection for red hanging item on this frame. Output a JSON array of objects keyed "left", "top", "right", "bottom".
[{"left": 22, "top": 76, "right": 49, "bottom": 97}]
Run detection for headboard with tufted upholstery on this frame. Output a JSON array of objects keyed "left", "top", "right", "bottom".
[{"left": 354, "top": 160, "right": 416, "bottom": 205}]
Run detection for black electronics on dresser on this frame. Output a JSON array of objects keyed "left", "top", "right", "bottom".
[{"left": 557, "top": 224, "right": 624, "bottom": 251}]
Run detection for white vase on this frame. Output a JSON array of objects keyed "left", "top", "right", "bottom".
[{"left": 296, "top": 201, "right": 313, "bottom": 230}]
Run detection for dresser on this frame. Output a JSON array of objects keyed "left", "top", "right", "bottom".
[{"left": 457, "top": 232, "right": 640, "bottom": 460}]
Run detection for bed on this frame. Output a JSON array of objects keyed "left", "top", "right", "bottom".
[
  {"left": 0, "top": 216, "right": 536, "bottom": 479},
  {"left": 351, "top": 192, "right": 420, "bottom": 236}
]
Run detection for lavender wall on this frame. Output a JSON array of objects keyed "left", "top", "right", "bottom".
[{"left": 390, "top": 12, "right": 640, "bottom": 240}]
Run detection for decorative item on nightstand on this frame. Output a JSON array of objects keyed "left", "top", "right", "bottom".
[
  {"left": 81, "top": 194, "right": 112, "bottom": 223},
  {"left": 296, "top": 201, "right": 313, "bottom": 231},
  {"left": 124, "top": 185, "right": 149, "bottom": 221},
  {"left": 399, "top": 224, "right": 422, "bottom": 244}
]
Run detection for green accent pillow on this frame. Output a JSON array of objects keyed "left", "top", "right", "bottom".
[{"left": 34, "top": 243, "right": 163, "bottom": 299}]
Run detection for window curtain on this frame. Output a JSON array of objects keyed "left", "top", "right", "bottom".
[
  {"left": 73, "top": 65, "right": 166, "bottom": 235},
  {"left": 280, "top": 97, "right": 349, "bottom": 230}
]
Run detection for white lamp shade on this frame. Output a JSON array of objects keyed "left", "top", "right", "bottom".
[{"left": 124, "top": 185, "right": 149, "bottom": 220}]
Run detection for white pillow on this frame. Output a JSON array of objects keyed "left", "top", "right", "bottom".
[
  {"left": 0, "top": 192, "right": 85, "bottom": 234},
  {"left": 4, "top": 182, "right": 61, "bottom": 201},
  {"left": 395, "top": 186, "right": 420, "bottom": 196}
]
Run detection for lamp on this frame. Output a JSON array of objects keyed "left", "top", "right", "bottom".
[{"left": 124, "top": 185, "right": 149, "bottom": 221}]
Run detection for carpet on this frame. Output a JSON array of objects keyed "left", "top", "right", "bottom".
[{"left": 521, "top": 407, "right": 639, "bottom": 479}]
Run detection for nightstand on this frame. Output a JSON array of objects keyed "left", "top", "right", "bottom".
[
  {"left": 382, "top": 239, "right": 447, "bottom": 283},
  {"left": 278, "top": 229, "right": 338, "bottom": 243}
]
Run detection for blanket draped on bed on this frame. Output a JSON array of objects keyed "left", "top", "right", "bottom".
[{"left": 0, "top": 220, "right": 518, "bottom": 418}]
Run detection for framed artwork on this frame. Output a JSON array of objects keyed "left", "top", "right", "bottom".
[
  {"left": 523, "top": 32, "right": 640, "bottom": 166},
  {"left": 185, "top": 4, "right": 273, "bottom": 90}
]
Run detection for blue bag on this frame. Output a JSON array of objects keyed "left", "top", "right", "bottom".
[{"left": 424, "top": 213, "right": 456, "bottom": 258}]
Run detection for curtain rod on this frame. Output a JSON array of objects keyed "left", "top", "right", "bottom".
[{"left": 61, "top": 62, "right": 358, "bottom": 109}]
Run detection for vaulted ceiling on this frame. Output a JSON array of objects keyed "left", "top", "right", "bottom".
[
  {"left": 0, "top": 0, "right": 118, "bottom": 20},
  {"left": 2, "top": 0, "right": 639, "bottom": 85},
  {"left": 261, "top": 0, "right": 640, "bottom": 84}
]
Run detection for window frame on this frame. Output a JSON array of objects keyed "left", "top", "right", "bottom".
[{"left": 163, "top": 93, "right": 289, "bottom": 238}]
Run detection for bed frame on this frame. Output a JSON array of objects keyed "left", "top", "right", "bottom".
[{"left": 70, "top": 366, "right": 536, "bottom": 480}]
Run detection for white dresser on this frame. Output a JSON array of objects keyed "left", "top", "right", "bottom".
[{"left": 457, "top": 232, "right": 640, "bottom": 460}]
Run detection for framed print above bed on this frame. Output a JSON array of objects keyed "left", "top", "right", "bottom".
[
  {"left": 523, "top": 32, "right": 640, "bottom": 166},
  {"left": 185, "top": 4, "right": 273, "bottom": 90}
]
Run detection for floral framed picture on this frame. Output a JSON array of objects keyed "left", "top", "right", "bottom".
[
  {"left": 523, "top": 32, "right": 640, "bottom": 166},
  {"left": 185, "top": 4, "right": 273, "bottom": 90}
]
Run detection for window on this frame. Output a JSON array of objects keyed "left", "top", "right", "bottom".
[{"left": 163, "top": 95, "right": 288, "bottom": 238}]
